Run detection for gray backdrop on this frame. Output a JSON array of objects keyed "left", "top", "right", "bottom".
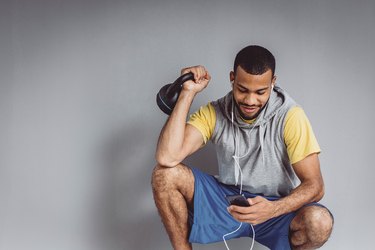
[{"left": 1, "top": 0, "right": 374, "bottom": 249}]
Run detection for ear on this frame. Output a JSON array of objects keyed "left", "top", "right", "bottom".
[
  {"left": 230, "top": 71, "right": 235, "bottom": 85},
  {"left": 272, "top": 75, "right": 277, "bottom": 87}
]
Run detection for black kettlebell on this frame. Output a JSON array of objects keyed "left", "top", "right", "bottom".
[{"left": 156, "top": 72, "right": 195, "bottom": 115}]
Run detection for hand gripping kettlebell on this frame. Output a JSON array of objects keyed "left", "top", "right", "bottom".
[{"left": 156, "top": 72, "right": 194, "bottom": 115}]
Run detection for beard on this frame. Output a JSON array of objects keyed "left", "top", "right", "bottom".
[{"left": 234, "top": 100, "right": 264, "bottom": 120}]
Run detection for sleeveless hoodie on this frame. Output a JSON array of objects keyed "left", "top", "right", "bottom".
[{"left": 211, "top": 86, "right": 300, "bottom": 197}]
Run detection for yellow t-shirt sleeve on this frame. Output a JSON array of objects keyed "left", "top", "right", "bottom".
[
  {"left": 187, "top": 103, "right": 216, "bottom": 144},
  {"left": 284, "top": 106, "right": 321, "bottom": 164}
]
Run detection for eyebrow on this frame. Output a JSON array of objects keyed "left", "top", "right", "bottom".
[{"left": 237, "top": 83, "right": 269, "bottom": 92}]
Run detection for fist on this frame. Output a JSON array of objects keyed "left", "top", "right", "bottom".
[{"left": 180, "top": 65, "right": 211, "bottom": 93}]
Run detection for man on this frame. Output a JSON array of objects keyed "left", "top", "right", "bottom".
[{"left": 152, "top": 45, "right": 333, "bottom": 250}]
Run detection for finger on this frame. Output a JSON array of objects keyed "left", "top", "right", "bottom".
[
  {"left": 230, "top": 210, "right": 257, "bottom": 223},
  {"left": 181, "top": 67, "right": 191, "bottom": 75},
  {"left": 196, "top": 66, "right": 204, "bottom": 82},
  {"left": 190, "top": 68, "right": 200, "bottom": 82},
  {"left": 181, "top": 66, "right": 197, "bottom": 75},
  {"left": 229, "top": 205, "right": 254, "bottom": 215},
  {"left": 181, "top": 67, "right": 199, "bottom": 82},
  {"left": 200, "top": 67, "right": 211, "bottom": 84},
  {"left": 248, "top": 196, "right": 265, "bottom": 205},
  {"left": 248, "top": 198, "right": 256, "bottom": 206},
  {"left": 201, "top": 66, "right": 207, "bottom": 78},
  {"left": 182, "top": 66, "right": 209, "bottom": 84},
  {"left": 206, "top": 71, "right": 212, "bottom": 81}
]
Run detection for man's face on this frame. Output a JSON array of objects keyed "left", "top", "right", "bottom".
[{"left": 230, "top": 66, "right": 276, "bottom": 120}]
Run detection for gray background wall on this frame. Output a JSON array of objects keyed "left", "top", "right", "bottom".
[{"left": 1, "top": 0, "right": 374, "bottom": 249}]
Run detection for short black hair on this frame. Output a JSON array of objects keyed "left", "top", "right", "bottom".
[{"left": 233, "top": 45, "right": 275, "bottom": 77}]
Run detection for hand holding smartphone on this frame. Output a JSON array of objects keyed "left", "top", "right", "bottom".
[{"left": 225, "top": 194, "right": 251, "bottom": 207}]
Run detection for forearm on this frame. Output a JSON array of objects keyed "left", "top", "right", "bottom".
[
  {"left": 273, "top": 180, "right": 324, "bottom": 217},
  {"left": 155, "top": 90, "right": 196, "bottom": 166}
]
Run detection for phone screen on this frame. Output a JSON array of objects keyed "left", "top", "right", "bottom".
[{"left": 225, "top": 194, "right": 250, "bottom": 207}]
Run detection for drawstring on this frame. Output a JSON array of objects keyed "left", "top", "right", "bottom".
[
  {"left": 231, "top": 119, "right": 260, "bottom": 190},
  {"left": 231, "top": 104, "right": 240, "bottom": 187},
  {"left": 259, "top": 124, "right": 265, "bottom": 168}
]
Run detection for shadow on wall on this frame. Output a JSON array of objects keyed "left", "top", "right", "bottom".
[
  {"left": 98, "top": 122, "right": 158, "bottom": 249},
  {"left": 184, "top": 142, "right": 218, "bottom": 176}
]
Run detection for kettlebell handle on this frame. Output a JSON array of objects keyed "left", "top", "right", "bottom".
[
  {"left": 166, "top": 72, "right": 195, "bottom": 98},
  {"left": 156, "top": 72, "right": 195, "bottom": 115}
]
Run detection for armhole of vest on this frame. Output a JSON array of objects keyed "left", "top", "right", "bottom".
[{"left": 211, "top": 102, "right": 220, "bottom": 142}]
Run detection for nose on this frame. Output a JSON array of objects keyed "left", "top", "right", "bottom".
[{"left": 243, "top": 93, "right": 258, "bottom": 106}]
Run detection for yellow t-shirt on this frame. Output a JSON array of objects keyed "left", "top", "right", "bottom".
[{"left": 187, "top": 103, "right": 320, "bottom": 164}]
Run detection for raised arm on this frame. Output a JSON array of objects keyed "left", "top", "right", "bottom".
[{"left": 155, "top": 66, "right": 211, "bottom": 167}]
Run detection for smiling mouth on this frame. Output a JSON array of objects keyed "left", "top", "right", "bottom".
[{"left": 240, "top": 105, "right": 258, "bottom": 113}]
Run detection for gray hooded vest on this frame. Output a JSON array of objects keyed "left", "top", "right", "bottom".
[{"left": 211, "top": 86, "right": 300, "bottom": 197}]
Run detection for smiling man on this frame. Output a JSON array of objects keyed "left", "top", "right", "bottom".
[
  {"left": 232, "top": 66, "right": 273, "bottom": 120},
  {"left": 152, "top": 45, "right": 333, "bottom": 250}
]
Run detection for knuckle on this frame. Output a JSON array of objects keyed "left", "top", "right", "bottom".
[{"left": 181, "top": 66, "right": 193, "bottom": 73}]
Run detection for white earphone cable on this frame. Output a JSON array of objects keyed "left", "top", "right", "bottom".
[
  {"left": 223, "top": 95, "right": 255, "bottom": 250},
  {"left": 223, "top": 222, "right": 255, "bottom": 250}
]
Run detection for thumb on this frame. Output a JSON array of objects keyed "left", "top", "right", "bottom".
[{"left": 248, "top": 196, "right": 265, "bottom": 205}]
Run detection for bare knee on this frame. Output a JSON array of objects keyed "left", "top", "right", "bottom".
[
  {"left": 151, "top": 163, "right": 194, "bottom": 202},
  {"left": 151, "top": 164, "right": 173, "bottom": 193},
  {"left": 152, "top": 164, "right": 186, "bottom": 191},
  {"left": 290, "top": 206, "right": 333, "bottom": 249}
]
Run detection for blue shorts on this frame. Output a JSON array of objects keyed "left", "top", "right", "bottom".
[{"left": 188, "top": 167, "right": 332, "bottom": 250}]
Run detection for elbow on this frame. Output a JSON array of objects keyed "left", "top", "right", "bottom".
[
  {"left": 155, "top": 153, "right": 181, "bottom": 168},
  {"left": 315, "top": 183, "right": 325, "bottom": 202}
]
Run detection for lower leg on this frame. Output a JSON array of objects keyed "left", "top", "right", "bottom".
[
  {"left": 151, "top": 163, "right": 195, "bottom": 250},
  {"left": 290, "top": 206, "right": 333, "bottom": 249}
]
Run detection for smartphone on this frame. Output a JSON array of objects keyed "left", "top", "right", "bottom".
[{"left": 225, "top": 194, "right": 250, "bottom": 207}]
